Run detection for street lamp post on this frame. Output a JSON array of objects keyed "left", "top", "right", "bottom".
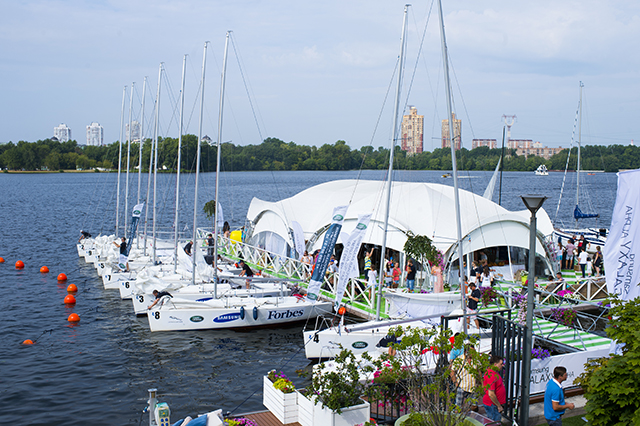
[{"left": 519, "top": 195, "right": 547, "bottom": 426}]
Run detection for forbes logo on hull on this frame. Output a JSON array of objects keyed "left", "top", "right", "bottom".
[
  {"left": 267, "top": 309, "right": 304, "bottom": 320},
  {"left": 213, "top": 313, "right": 242, "bottom": 323}
]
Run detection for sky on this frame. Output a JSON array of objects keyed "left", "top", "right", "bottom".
[{"left": 1, "top": 0, "right": 638, "bottom": 150}]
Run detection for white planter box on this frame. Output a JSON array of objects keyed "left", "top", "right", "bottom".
[
  {"left": 296, "top": 391, "right": 370, "bottom": 426},
  {"left": 263, "top": 376, "right": 298, "bottom": 424}
]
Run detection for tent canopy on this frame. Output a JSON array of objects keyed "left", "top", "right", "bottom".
[{"left": 246, "top": 179, "right": 554, "bottom": 260}]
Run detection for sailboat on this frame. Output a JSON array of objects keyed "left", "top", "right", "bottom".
[
  {"left": 146, "top": 35, "right": 331, "bottom": 331},
  {"left": 554, "top": 82, "right": 606, "bottom": 250},
  {"left": 302, "top": 4, "right": 466, "bottom": 359}
]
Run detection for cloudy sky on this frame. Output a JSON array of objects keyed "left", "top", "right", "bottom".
[{"left": 1, "top": 0, "right": 638, "bottom": 150}]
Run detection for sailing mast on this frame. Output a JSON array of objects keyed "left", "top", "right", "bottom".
[
  {"left": 152, "top": 64, "right": 162, "bottom": 264},
  {"left": 125, "top": 82, "right": 135, "bottom": 233},
  {"left": 437, "top": 0, "right": 467, "bottom": 334},
  {"left": 116, "top": 85, "right": 126, "bottom": 236},
  {"left": 376, "top": 5, "right": 409, "bottom": 321},
  {"left": 192, "top": 42, "right": 209, "bottom": 285},
  {"left": 137, "top": 77, "right": 147, "bottom": 249},
  {"left": 174, "top": 54, "right": 187, "bottom": 273},
  {"left": 213, "top": 33, "right": 231, "bottom": 297},
  {"left": 576, "top": 81, "right": 583, "bottom": 226}
]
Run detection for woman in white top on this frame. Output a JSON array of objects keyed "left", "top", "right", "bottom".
[{"left": 477, "top": 265, "right": 494, "bottom": 287}]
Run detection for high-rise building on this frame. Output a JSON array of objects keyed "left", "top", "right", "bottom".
[
  {"left": 54, "top": 123, "right": 72, "bottom": 142},
  {"left": 86, "top": 122, "right": 104, "bottom": 146},
  {"left": 441, "top": 113, "right": 461, "bottom": 150},
  {"left": 400, "top": 106, "right": 424, "bottom": 155},
  {"left": 472, "top": 139, "right": 497, "bottom": 149},
  {"left": 126, "top": 120, "right": 141, "bottom": 142}
]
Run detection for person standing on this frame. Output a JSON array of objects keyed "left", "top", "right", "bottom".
[
  {"left": 565, "top": 239, "right": 575, "bottom": 270},
  {"left": 451, "top": 348, "right": 476, "bottom": 410},
  {"left": 578, "top": 249, "right": 589, "bottom": 278},
  {"left": 392, "top": 262, "right": 401, "bottom": 288},
  {"left": 467, "top": 282, "right": 481, "bottom": 329},
  {"left": 593, "top": 246, "right": 603, "bottom": 276},
  {"left": 113, "top": 237, "right": 130, "bottom": 272},
  {"left": 363, "top": 247, "right": 373, "bottom": 277},
  {"left": 206, "top": 233, "right": 214, "bottom": 256},
  {"left": 544, "top": 366, "right": 575, "bottom": 425},
  {"left": 406, "top": 259, "right": 416, "bottom": 292},
  {"left": 482, "top": 355, "right": 506, "bottom": 422},
  {"left": 238, "top": 260, "right": 254, "bottom": 289}
]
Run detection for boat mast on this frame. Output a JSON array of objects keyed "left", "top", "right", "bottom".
[
  {"left": 116, "top": 85, "right": 126, "bottom": 236},
  {"left": 437, "top": 0, "right": 467, "bottom": 334},
  {"left": 152, "top": 63, "right": 162, "bottom": 264},
  {"left": 213, "top": 33, "right": 231, "bottom": 297},
  {"left": 125, "top": 82, "right": 135, "bottom": 233},
  {"left": 499, "top": 126, "right": 505, "bottom": 205},
  {"left": 174, "top": 54, "right": 187, "bottom": 273},
  {"left": 137, "top": 77, "right": 147, "bottom": 206},
  {"left": 192, "top": 42, "right": 209, "bottom": 286},
  {"left": 575, "top": 81, "right": 583, "bottom": 226},
  {"left": 137, "top": 77, "right": 147, "bottom": 249},
  {"left": 143, "top": 77, "right": 154, "bottom": 256},
  {"left": 376, "top": 5, "right": 409, "bottom": 321}
]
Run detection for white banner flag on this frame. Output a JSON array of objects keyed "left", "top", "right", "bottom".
[
  {"left": 604, "top": 169, "right": 640, "bottom": 300},
  {"left": 216, "top": 202, "right": 224, "bottom": 228},
  {"left": 291, "top": 221, "right": 305, "bottom": 261},
  {"left": 335, "top": 214, "right": 372, "bottom": 307}
]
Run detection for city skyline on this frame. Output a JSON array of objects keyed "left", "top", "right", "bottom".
[{"left": 1, "top": 1, "right": 638, "bottom": 150}]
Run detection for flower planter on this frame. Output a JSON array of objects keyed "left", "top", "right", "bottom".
[
  {"left": 263, "top": 376, "right": 298, "bottom": 424},
  {"left": 296, "top": 391, "right": 370, "bottom": 426}
]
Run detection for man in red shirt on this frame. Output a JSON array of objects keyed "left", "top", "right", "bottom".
[{"left": 482, "top": 355, "right": 506, "bottom": 422}]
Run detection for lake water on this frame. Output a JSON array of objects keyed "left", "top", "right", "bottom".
[{"left": 0, "top": 169, "right": 617, "bottom": 425}]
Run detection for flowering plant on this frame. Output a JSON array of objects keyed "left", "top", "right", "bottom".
[
  {"left": 513, "top": 294, "right": 527, "bottom": 326},
  {"left": 267, "top": 370, "right": 295, "bottom": 393},
  {"left": 372, "top": 362, "right": 410, "bottom": 385},
  {"left": 557, "top": 289, "right": 574, "bottom": 298},
  {"left": 225, "top": 418, "right": 258, "bottom": 426},
  {"left": 531, "top": 346, "right": 552, "bottom": 360},
  {"left": 551, "top": 307, "right": 577, "bottom": 326},
  {"left": 480, "top": 286, "right": 498, "bottom": 305}
]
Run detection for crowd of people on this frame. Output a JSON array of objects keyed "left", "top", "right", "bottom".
[{"left": 557, "top": 235, "right": 604, "bottom": 278}]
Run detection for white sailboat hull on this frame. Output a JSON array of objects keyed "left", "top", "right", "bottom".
[{"left": 147, "top": 297, "right": 332, "bottom": 331}]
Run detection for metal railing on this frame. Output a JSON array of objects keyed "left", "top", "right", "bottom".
[{"left": 205, "top": 229, "right": 390, "bottom": 317}]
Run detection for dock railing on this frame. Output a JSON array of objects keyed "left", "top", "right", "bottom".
[{"left": 204, "top": 230, "right": 390, "bottom": 318}]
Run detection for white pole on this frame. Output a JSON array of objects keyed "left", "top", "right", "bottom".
[
  {"left": 437, "top": 0, "right": 467, "bottom": 335},
  {"left": 116, "top": 85, "right": 126, "bottom": 236},
  {"left": 376, "top": 6, "right": 409, "bottom": 320},
  {"left": 192, "top": 42, "right": 209, "bottom": 285},
  {"left": 137, "top": 77, "right": 147, "bottom": 249},
  {"left": 152, "top": 63, "right": 162, "bottom": 264},
  {"left": 213, "top": 33, "right": 231, "bottom": 297},
  {"left": 125, "top": 82, "right": 134, "bottom": 233},
  {"left": 174, "top": 54, "right": 187, "bottom": 273}
]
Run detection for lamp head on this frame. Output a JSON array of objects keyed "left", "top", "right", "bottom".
[{"left": 521, "top": 195, "right": 547, "bottom": 214}]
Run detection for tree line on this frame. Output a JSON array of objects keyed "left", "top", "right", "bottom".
[{"left": 1, "top": 136, "right": 637, "bottom": 173}]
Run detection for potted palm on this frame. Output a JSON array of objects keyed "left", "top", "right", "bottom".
[
  {"left": 298, "top": 349, "right": 373, "bottom": 426},
  {"left": 263, "top": 370, "right": 297, "bottom": 424}
]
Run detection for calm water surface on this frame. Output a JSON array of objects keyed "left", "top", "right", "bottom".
[{"left": 0, "top": 170, "right": 616, "bottom": 425}]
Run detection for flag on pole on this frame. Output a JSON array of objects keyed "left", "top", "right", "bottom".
[
  {"left": 291, "top": 221, "right": 305, "bottom": 261},
  {"left": 306, "top": 205, "right": 348, "bottom": 301},
  {"left": 604, "top": 169, "right": 640, "bottom": 300},
  {"left": 335, "top": 213, "right": 372, "bottom": 308}
]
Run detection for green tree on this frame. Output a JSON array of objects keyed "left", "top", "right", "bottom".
[{"left": 576, "top": 296, "right": 640, "bottom": 425}]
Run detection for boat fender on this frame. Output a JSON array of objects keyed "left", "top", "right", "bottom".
[
  {"left": 253, "top": 306, "right": 258, "bottom": 321},
  {"left": 240, "top": 306, "right": 245, "bottom": 320}
]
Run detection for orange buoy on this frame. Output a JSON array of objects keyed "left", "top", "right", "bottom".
[
  {"left": 68, "top": 313, "right": 80, "bottom": 322},
  {"left": 67, "top": 283, "right": 78, "bottom": 293},
  {"left": 337, "top": 306, "right": 347, "bottom": 316},
  {"left": 63, "top": 294, "right": 76, "bottom": 304},
  {"left": 23, "top": 339, "right": 34, "bottom": 345},
  {"left": 15, "top": 260, "right": 25, "bottom": 269},
  {"left": 57, "top": 273, "right": 67, "bottom": 281},
  {"left": 40, "top": 266, "right": 49, "bottom": 273},
  {"left": 0, "top": 257, "right": 5, "bottom": 263}
]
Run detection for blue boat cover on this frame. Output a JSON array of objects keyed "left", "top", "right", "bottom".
[{"left": 574, "top": 205, "right": 599, "bottom": 220}]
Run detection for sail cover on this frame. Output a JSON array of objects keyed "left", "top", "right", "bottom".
[{"left": 574, "top": 204, "right": 599, "bottom": 220}]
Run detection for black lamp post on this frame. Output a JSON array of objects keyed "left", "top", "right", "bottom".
[{"left": 519, "top": 195, "right": 547, "bottom": 426}]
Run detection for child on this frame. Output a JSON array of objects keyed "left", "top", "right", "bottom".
[{"left": 586, "top": 256, "right": 593, "bottom": 277}]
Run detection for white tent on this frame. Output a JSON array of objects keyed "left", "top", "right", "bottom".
[{"left": 246, "top": 179, "right": 554, "bottom": 267}]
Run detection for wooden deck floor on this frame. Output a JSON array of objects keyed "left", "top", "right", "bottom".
[{"left": 237, "top": 410, "right": 301, "bottom": 426}]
